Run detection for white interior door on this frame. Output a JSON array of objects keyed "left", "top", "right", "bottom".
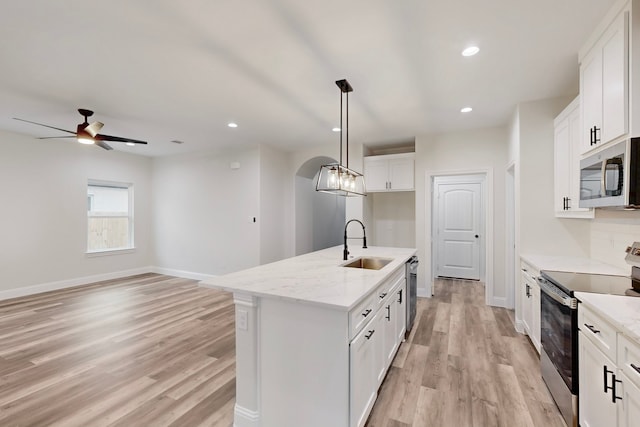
[{"left": 435, "top": 180, "right": 482, "bottom": 280}]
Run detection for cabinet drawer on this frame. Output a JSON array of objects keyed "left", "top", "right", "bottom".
[
  {"left": 350, "top": 294, "right": 376, "bottom": 339},
  {"left": 579, "top": 305, "right": 617, "bottom": 361},
  {"left": 373, "top": 269, "right": 404, "bottom": 310},
  {"left": 618, "top": 334, "right": 640, "bottom": 390}
]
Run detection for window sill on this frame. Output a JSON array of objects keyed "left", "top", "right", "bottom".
[{"left": 86, "top": 248, "right": 136, "bottom": 257}]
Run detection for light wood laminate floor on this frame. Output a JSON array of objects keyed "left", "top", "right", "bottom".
[
  {"left": 366, "top": 278, "right": 565, "bottom": 427},
  {"left": 0, "top": 274, "right": 564, "bottom": 426}
]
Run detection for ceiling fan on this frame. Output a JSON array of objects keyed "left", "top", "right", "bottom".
[{"left": 14, "top": 108, "right": 148, "bottom": 151}]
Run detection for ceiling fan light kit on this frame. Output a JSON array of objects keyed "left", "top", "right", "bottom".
[
  {"left": 315, "top": 79, "right": 366, "bottom": 197},
  {"left": 14, "top": 109, "right": 148, "bottom": 151}
]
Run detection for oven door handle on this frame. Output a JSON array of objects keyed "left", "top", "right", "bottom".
[{"left": 537, "top": 277, "right": 577, "bottom": 309}]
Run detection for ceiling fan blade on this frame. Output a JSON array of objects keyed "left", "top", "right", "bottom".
[
  {"left": 13, "top": 117, "right": 76, "bottom": 135},
  {"left": 85, "top": 121, "right": 104, "bottom": 137},
  {"left": 95, "top": 140, "right": 113, "bottom": 150},
  {"left": 96, "top": 133, "right": 148, "bottom": 145},
  {"left": 37, "top": 136, "right": 76, "bottom": 139}
]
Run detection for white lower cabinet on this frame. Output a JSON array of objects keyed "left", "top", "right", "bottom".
[
  {"left": 618, "top": 372, "right": 640, "bottom": 427},
  {"left": 350, "top": 316, "right": 379, "bottom": 427},
  {"left": 579, "top": 330, "right": 618, "bottom": 426},
  {"left": 578, "top": 304, "right": 640, "bottom": 427},
  {"left": 520, "top": 260, "right": 540, "bottom": 353},
  {"left": 349, "top": 270, "right": 406, "bottom": 427}
]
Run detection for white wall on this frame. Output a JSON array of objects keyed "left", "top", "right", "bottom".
[
  {"left": 415, "top": 127, "right": 508, "bottom": 305},
  {"left": 0, "top": 130, "right": 153, "bottom": 297},
  {"left": 259, "top": 145, "right": 288, "bottom": 265},
  {"left": 370, "top": 192, "right": 415, "bottom": 248},
  {"left": 152, "top": 147, "right": 261, "bottom": 277},
  {"left": 517, "top": 98, "right": 591, "bottom": 256}
]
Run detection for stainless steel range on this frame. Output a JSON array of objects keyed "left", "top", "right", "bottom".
[{"left": 538, "top": 244, "right": 640, "bottom": 427}]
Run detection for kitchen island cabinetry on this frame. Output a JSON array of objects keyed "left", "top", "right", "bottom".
[
  {"left": 363, "top": 153, "right": 414, "bottom": 192},
  {"left": 200, "top": 246, "right": 415, "bottom": 427}
]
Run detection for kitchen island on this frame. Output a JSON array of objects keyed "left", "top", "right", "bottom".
[{"left": 200, "top": 245, "right": 416, "bottom": 427}]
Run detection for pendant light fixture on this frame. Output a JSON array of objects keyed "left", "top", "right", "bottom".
[{"left": 315, "top": 79, "right": 366, "bottom": 196}]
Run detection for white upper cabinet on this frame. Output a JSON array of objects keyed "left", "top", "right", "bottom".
[
  {"left": 580, "top": 3, "right": 629, "bottom": 154},
  {"left": 553, "top": 97, "right": 594, "bottom": 218},
  {"left": 363, "top": 153, "right": 415, "bottom": 192}
]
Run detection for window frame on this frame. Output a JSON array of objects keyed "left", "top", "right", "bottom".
[{"left": 86, "top": 179, "right": 135, "bottom": 255}]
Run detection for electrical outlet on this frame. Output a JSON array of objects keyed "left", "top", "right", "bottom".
[{"left": 237, "top": 309, "right": 248, "bottom": 331}]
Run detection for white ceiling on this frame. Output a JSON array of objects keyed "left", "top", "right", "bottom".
[{"left": 0, "top": 0, "right": 617, "bottom": 157}]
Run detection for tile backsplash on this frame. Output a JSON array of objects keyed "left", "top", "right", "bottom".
[{"left": 590, "top": 210, "right": 640, "bottom": 272}]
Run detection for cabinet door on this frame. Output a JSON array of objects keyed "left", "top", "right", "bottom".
[
  {"left": 579, "top": 331, "right": 618, "bottom": 427},
  {"left": 601, "top": 11, "right": 628, "bottom": 144},
  {"left": 619, "top": 372, "right": 640, "bottom": 427},
  {"left": 383, "top": 299, "right": 397, "bottom": 371},
  {"left": 521, "top": 273, "right": 533, "bottom": 336},
  {"left": 372, "top": 310, "right": 387, "bottom": 387},
  {"left": 568, "top": 107, "right": 593, "bottom": 216},
  {"left": 554, "top": 117, "right": 571, "bottom": 213},
  {"left": 388, "top": 157, "right": 414, "bottom": 191},
  {"left": 395, "top": 282, "right": 406, "bottom": 345},
  {"left": 350, "top": 322, "right": 378, "bottom": 427},
  {"left": 581, "top": 48, "right": 603, "bottom": 154},
  {"left": 363, "top": 158, "right": 389, "bottom": 192},
  {"left": 531, "top": 281, "right": 541, "bottom": 354}
]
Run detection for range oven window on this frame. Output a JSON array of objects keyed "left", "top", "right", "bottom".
[{"left": 540, "top": 290, "right": 576, "bottom": 392}]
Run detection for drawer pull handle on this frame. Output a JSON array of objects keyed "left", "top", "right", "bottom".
[
  {"left": 584, "top": 324, "right": 600, "bottom": 334},
  {"left": 604, "top": 365, "right": 614, "bottom": 394},
  {"left": 379, "top": 292, "right": 387, "bottom": 299},
  {"left": 385, "top": 305, "right": 391, "bottom": 321},
  {"left": 612, "top": 374, "right": 623, "bottom": 403},
  {"left": 362, "top": 309, "right": 372, "bottom": 317},
  {"left": 398, "top": 289, "right": 403, "bottom": 304},
  {"left": 631, "top": 363, "right": 640, "bottom": 374},
  {"left": 365, "top": 330, "right": 375, "bottom": 340}
]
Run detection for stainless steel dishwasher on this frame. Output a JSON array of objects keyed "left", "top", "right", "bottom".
[{"left": 405, "top": 256, "right": 418, "bottom": 334}]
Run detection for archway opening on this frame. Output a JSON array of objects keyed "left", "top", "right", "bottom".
[{"left": 295, "top": 157, "right": 346, "bottom": 255}]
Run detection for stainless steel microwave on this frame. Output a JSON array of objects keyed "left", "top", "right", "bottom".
[{"left": 579, "top": 138, "right": 640, "bottom": 209}]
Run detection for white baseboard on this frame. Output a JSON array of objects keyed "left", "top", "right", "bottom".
[
  {"left": 0, "top": 266, "right": 154, "bottom": 301},
  {"left": 514, "top": 319, "right": 525, "bottom": 334},
  {"left": 488, "top": 295, "right": 510, "bottom": 308},
  {"left": 0, "top": 266, "right": 219, "bottom": 302},
  {"left": 151, "top": 267, "right": 216, "bottom": 281},
  {"left": 234, "top": 404, "right": 260, "bottom": 426}
]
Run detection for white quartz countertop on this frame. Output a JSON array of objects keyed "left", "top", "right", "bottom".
[
  {"left": 575, "top": 292, "right": 640, "bottom": 342},
  {"left": 520, "top": 254, "right": 629, "bottom": 276},
  {"left": 199, "top": 246, "right": 417, "bottom": 311}
]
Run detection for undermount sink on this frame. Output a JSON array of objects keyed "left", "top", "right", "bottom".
[{"left": 342, "top": 257, "right": 393, "bottom": 270}]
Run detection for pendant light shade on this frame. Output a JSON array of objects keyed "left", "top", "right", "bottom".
[
  {"left": 316, "top": 163, "right": 366, "bottom": 196},
  {"left": 315, "top": 79, "right": 366, "bottom": 197}
]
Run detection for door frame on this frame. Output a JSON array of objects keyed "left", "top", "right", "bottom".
[
  {"left": 425, "top": 168, "right": 494, "bottom": 305},
  {"left": 505, "top": 162, "right": 516, "bottom": 310}
]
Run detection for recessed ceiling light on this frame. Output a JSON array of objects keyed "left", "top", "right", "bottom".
[
  {"left": 462, "top": 46, "right": 480, "bottom": 57},
  {"left": 332, "top": 127, "right": 341, "bottom": 132},
  {"left": 228, "top": 122, "right": 238, "bottom": 128},
  {"left": 461, "top": 107, "right": 473, "bottom": 113},
  {"left": 125, "top": 142, "right": 136, "bottom": 146}
]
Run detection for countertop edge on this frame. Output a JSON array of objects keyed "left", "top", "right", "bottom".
[
  {"left": 575, "top": 291, "right": 640, "bottom": 343},
  {"left": 199, "top": 247, "right": 417, "bottom": 311}
]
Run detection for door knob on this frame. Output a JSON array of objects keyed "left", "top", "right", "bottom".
[{"left": 475, "top": 235, "right": 479, "bottom": 238}]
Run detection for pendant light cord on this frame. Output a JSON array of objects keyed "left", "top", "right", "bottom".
[
  {"left": 339, "top": 89, "right": 343, "bottom": 167},
  {"left": 346, "top": 91, "right": 349, "bottom": 169}
]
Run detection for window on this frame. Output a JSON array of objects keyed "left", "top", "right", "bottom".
[{"left": 87, "top": 181, "right": 133, "bottom": 253}]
